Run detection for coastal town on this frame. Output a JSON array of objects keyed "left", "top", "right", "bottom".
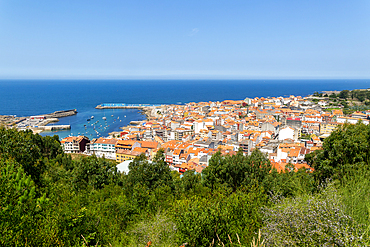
[{"left": 55, "top": 91, "right": 370, "bottom": 174}]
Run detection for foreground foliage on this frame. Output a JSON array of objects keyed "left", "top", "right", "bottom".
[
  {"left": 262, "top": 184, "right": 365, "bottom": 246},
  {"left": 1, "top": 124, "right": 370, "bottom": 246}
]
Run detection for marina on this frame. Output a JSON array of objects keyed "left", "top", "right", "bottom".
[{"left": 40, "top": 108, "right": 146, "bottom": 140}]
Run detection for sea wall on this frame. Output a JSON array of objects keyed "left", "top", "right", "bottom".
[
  {"left": 44, "top": 109, "right": 77, "bottom": 118},
  {"left": 96, "top": 103, "right": 162, "bottom": 109}
]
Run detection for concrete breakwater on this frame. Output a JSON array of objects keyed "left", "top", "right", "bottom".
[
  {"left": 44, "top": 109, "right": 77, "bottom": 118},
  {"left": 96, "top": 103, "right": 162, "bottom": 109},
  {"left": 36, "top": 125, "right": 71, "bottom": 131},
  {"left": 129, "top": 120, "right": 145, "bottom": 126}
]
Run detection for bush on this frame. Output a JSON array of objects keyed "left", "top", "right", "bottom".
[
  {"left": 261, "top": 184, "right": 366, "bottom": 246},
  {"left": 173, "top": 186, "right": 267, "bottom": 247},
  {"left": 129, "top": 211, "right": 177, "bottom": 246},
  {"left": 340, "top": 170, "right": 370, "bottom": 232}
]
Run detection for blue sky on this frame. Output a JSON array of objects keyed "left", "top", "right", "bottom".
[{"left": 0, "top": 0, "right": 369, "bottom": 79}]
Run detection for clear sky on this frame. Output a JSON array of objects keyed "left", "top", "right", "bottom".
[{"left": 0, "top": 0, "right": 369, "bottom": 79}]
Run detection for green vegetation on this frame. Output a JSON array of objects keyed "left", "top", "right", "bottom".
[
  {"left": 314, "top": 88, "right": 370, "bottom": 115},
  {"left": 1, "top": 124, "right": 370, "bottom": 246},
  {"left": 262, "top": 184, "right": 365, "bottom": 246},
  {"left": 305, "top": 123, "right": 370, "bottom": 182}
]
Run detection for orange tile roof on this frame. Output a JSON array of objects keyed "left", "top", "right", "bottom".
[
  {"left": 288, "top": 148, "right": 300, "bottom": 157},
  {"left": 132, "top": 147, "right": 148, "bottom": 153},
  {"left": 94, "top": 137, "right": 118, "bottom": 145},
  {"left": 139, "top": 141, "right": 159, "bottom": 149},
  {"left": 116, "top": 149, "right": 143, "bottom": 156}
]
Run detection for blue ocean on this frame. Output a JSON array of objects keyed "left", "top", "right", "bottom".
[{"left": 1, "top": 79, "right": 369, "bottom": 139}]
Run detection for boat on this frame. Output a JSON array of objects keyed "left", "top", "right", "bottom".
[
  {"left": 111, "top": 115, "right": 114, "bottom": 117},
  {"left": 91, "top": 116, "right": 94, "bottom": 119},
  {"left": 103, "top": 117, "right": 106, "bottom": 120},
  {"left": 87, "top": 118, "right": 90, "bottom": 121}
]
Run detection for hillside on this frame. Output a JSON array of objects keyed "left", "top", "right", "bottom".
[{"left": 1, "top": 125, "right": 370, "bottom": 246}]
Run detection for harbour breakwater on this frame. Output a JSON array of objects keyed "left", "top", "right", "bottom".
[
  {"left": 96, "top": 103, "right": 164, "bottom": 122},
  {"left": 44, "top": 109, "right": 77, "bottom": 118},
  {"left": 95, "top": 103, "right": 162, "bottom": 109}
]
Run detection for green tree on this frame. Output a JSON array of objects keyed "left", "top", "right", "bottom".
[
  {"left": 338, "top": 89, "right": 349, "bottom": 99},
  {"left": 202, "top": 149, "right": 271, "bottom": 192},
  {"left": 263, "top": 167, "right": 315, "bottom": 197},
  {"left": 127, "top": 150, "right": 174, "bottom": 192},
  {"left": 0, "top": 159, "right": 48, "bottom": 246},
  {"left": 180, "top": 169, "right": 202, "bottom": 192},
  {"left": 72, "top": 155, "right": 119, "bottom": 191},
  {"left": 329, "top": 93, "right": 337, "bottom": 99},
  {"left": 0, "top": 127, "right": 45, "bottom": 185},
  {"left": 305, "top": 122, "right": 370, "bottom": 182}
]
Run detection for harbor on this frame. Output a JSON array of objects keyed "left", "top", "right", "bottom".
[{"left": 39, "top": 108, "right": 147, "bottom": 140}]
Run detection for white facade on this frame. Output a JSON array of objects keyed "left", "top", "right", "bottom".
[
  {"left": 337, "top": 117, "right": 369, "bottom": 125},
  {"left": 62, "top": 142, "right": 79, "bottom": 153},
  {"left": 279, "top": 127, "right": 295, "bottom": 141},
  {"left": 90, "top": 138, "right": 117, "bottom": 159},
  {"left": 194, "top": 121, "right": 207, "bottom": 134}
]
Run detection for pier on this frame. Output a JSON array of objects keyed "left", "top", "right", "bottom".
[
  {"left": 36, "top": 125, "right": 71, "bottom": 131},
  {"left": 96, "top": 103, "right": 162, "bottom": 109},
  {"left": 44, "top": 109, "right": 77, "bottom": 118}
]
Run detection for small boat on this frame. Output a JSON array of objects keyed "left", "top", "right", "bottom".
[
  {"left": 111, "top": 115, "right": 114, "bottom": 117},
  {"left": 87, "top": 118, "right": 90, "bottom": 121},
  {"left": 103, "top": 117, "right": 107, "bottom": 120},
  {"left": 91, "top": 116, "right": 94, "bottom": 119}
]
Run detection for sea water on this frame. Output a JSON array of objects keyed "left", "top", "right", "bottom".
[{"left": 1, "top": 79, "right": 369, "bottom": 139}]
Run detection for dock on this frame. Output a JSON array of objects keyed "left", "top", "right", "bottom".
[
  {"left": 36, "top": 125, "right": 71, "bottom": 131},
  {"left": 96, "top": 103, "right": 162, "bottom": 109},
  {"left": 44, "top": 109, "right": 77, "bottom": 118}
]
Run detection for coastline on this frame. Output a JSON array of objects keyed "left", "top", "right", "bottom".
[{"left": 0, "top": 109, "right": 76, "bottom": 134}]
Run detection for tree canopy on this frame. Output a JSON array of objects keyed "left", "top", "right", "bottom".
[{"left": 305, "top": 122, "right": 370, "bottom": 182}]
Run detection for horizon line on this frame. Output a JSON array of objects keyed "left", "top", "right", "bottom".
[{"left": 0, "top": 77, "right": 369, "bottom": 81}]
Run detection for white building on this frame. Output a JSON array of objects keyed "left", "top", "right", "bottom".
[
  {"left": 279, "top": 126, "right": 298, "bottom": 141},
  {"left": 90, "top": 137, "right": 118, "bottom": 159},
  {"left": 193, "top": 120, "right": 207, "bottom": 134},
  {"left": 336, "top": 117, "right": 369, "bottom": 125},
  {"left": 61, "top": 136, "right": 90, "bottom": 154}
]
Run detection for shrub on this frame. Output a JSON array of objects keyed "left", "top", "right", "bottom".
[
  {"left": 340, "top": 170, "right": 370, "bottom": 233},
  {"left": 261, "top": 184, "right": 366, "bottom": 246},
  {"left": 173, "top": 186, "right": 267, "bottom": 247},
  {"left": 129, "top": 211, "right": 177, "bottom": 246}
]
